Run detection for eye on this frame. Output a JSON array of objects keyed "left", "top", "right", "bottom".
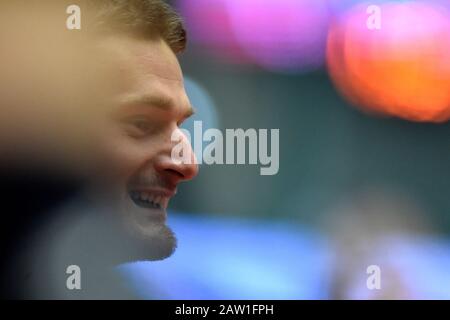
[
  {"left": 132, "top": 118, "right": 151, "bottom": 131},
  {"left": 123, "top": 116, "right": 155, "bottom": 137}
]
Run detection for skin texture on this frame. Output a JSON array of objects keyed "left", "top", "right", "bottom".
[{"left": 87, "top": 34, "right": 199, "bottom": 262}]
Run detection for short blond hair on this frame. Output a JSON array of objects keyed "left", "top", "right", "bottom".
[{"left": 83, "top": 0, "right": 187, "bottom": 53}]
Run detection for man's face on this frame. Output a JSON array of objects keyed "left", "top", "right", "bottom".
[{"left": 91, "top": 35, "right": 198, "bottom": 261}]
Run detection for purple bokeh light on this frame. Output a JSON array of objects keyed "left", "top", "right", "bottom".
[{"left": 177, "top": 0, "right": 331, "bottom": 73}]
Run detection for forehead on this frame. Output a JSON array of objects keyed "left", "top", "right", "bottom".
[{"left": 95, "top": 35, "right": 186, "bottom": 102}]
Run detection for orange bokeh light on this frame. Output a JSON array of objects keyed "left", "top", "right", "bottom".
[{"left": 327, "top": 1, "right": 450, "bottom": 122}]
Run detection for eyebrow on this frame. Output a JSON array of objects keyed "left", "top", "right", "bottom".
[{"left": 119, "top": 93, "right": 195, "bottom": 118}]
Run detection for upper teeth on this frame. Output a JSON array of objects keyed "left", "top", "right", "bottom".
[{"left": 131, "top": 191, "right": 167, "bottom": 208}]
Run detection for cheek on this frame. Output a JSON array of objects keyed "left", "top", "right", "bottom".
[{"left": 99, "top": 133, "right": 158, "bottom": 180}]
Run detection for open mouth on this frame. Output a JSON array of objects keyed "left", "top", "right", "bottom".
[{"left": 129, "top": 190, "right": 169, "bottom": 211}]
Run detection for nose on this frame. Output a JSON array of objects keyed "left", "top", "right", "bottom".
[{"left": 154, "top": 128, "right": 199, "bottom": 184}]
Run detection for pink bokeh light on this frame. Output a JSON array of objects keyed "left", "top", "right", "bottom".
[
  {"left": 177, "top": 0, "right": 331, "bottom": 72},
  {"left": 226, "top": 0, "right": 331, "bottom": 72}
]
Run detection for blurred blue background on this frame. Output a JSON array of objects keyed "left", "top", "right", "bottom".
[{"left": 120, "top": 0, "right": 450, "bottom": 299}]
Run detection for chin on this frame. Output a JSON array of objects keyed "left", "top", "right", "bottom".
[
  {"left": 117, "top": 195, "right": 178, "bottom": 262},
  {"left": 130, "top": 222, "right": 178, "bottom": 261},
  {"left": 103, "top": 219, "right": 178, "bottom": 264},
  {"left": 87, "top": 185, "right": 179, "bottom": 263}
]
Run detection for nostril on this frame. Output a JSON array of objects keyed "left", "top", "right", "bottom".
[{"left": 165, "top": 168, "right": 184, "bottom": 179}]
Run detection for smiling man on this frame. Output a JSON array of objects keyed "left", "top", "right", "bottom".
[
  {"left": 74, "top": 0, "right": 198, "bottom": 263},
  {"left": 87, "top": 10, "right": 198, "bottom": 263},
  {"left": 2, "top": 0, "right": 199, "bottom": 299}
]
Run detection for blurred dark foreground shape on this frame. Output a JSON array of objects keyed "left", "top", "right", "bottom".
[{"left": 0, "top": 1, "right": 137, "bottom": 298}]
